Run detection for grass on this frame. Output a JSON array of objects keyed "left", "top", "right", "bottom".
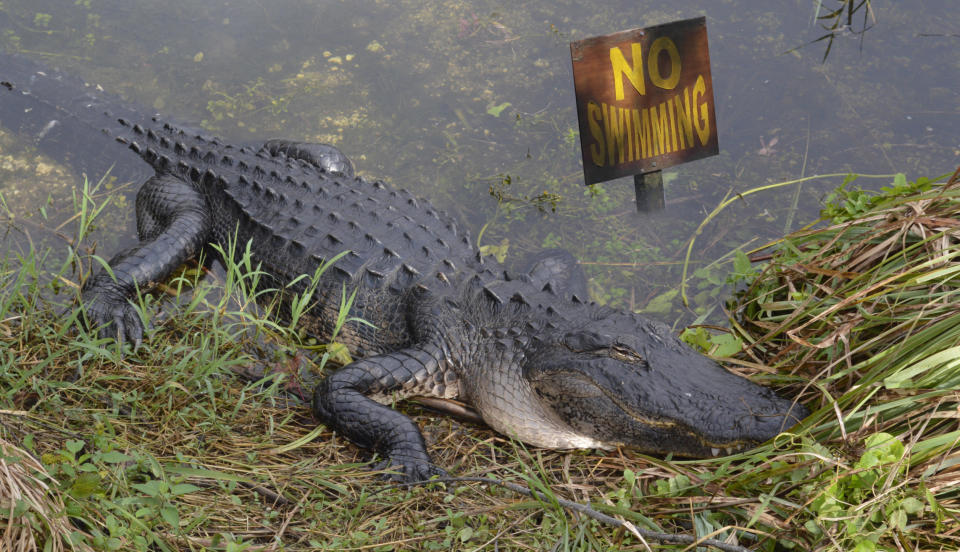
[
  {"left": 721, "top": 167, "right": 960, "bottom": 551},
  {"left": 0, "top": 167, "right": 959, "bottom": 551}
]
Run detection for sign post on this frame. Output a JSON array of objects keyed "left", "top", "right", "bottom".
[
  {"left": 634, "top": 171, "right": 664, "bottom": 212},
  {"left": 570, "top": 17, "right": 718, "bottom": 211}
]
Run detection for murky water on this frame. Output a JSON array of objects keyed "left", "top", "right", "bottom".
[{"left": 1, "top": 0, "right": 957, "bottom": 324}]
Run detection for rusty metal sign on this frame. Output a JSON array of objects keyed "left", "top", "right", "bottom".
[{"left": 570, "top": 17, "right": 718, "bottom": 185}]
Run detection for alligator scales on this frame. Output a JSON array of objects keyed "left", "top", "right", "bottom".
[{"left": 0, "top": 54, "right": 807, "bottom": 481}]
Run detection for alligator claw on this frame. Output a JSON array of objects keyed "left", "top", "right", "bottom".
[
  {"left": 81, "top": 288, "right": 145, "bottom": 350},
  {"left": 374, "top": 455, "right": 447, "bottom": 483}
]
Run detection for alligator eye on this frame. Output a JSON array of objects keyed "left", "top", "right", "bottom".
[{"left": 610, "top": 344, "right": 644, "bottom": 364}]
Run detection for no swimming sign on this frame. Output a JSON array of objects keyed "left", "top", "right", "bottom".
[{"left": 570, "top": 17, "right": 719, "bottom": 188}]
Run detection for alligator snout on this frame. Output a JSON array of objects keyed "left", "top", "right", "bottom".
[{"left": 740, "top": 397, "right": 809, "bottom": 443}]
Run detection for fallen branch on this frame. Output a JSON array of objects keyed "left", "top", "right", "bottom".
[{"left": 402, "top": 476, "right": 752, "bottom": 552}]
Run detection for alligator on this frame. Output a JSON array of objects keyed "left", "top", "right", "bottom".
[{"left": 0, "top": 53, "right": 808, "bottom": 481}]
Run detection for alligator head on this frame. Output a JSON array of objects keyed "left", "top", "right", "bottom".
[{"left": 522, "top": 312, "right": 808, "bottom": 457}]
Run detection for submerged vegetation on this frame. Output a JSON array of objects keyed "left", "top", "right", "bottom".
[
  {"left": 791, "top": 0, "right": 877, "bottom": 61},
  {"left": 1, "top": 163, "right": 958, "bottom": 550}
]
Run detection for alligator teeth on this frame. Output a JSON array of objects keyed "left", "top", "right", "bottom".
[
  {"left": 711, "top": 448, "right": 721, "bottom": 456},
  {"left": 724, "top": 447, "right": 733, "bottom": 455}
]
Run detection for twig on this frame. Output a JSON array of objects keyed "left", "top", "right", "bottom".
[
  {"left": 401, "top": 476, "right": 752, "bottom": 552},
  {"left": 192, "top": 478, "right": 294, "bottom": 507},
  {"left": 238, "top": 481, "right": 295, "bottom": 507}
]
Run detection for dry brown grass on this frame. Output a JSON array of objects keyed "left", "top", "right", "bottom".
[{"left": 0, "top": 436, "right": 91, "bottom": 552}]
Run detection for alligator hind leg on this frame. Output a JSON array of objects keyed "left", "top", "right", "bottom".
[
  {"left": 313, "top": 343, "right": 456, "bottom": 482},
  {"left": 260, "top": 139, "right": 354, "bottom": 178},
  {"left": 80, "top": 172, "right": 210, "bottom": 347}
]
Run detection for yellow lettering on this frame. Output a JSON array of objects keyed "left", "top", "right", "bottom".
[
  {"left": 630, "top": 109, "right": 643, "bottom": 160},
  {"left": 666, "top": 97, "right": 679, "bottom": 152},
  {"left": 674, "top": 88, "right": 694, "bottom": 150},
  {"left": 623, "top": 107, "right": 635, "bottom": 162},
  {"left": 648, "top": 37, "right": 681, "bottom": 90},
  {"left": 692, "top": 74, "right": 710, "bottom": 145},
  {"left": 609, "top": 43, "right": 645, "bottom": 101},
  {"left": 603, "top": 103, "right": 628, "bottom": 165},
  {"left": 641, "top": 108, "right": 651, "bottom": 158},
  {"left": 649, "top": 102, "right": 672, "bottom": 155},
  {"left": 587, "top": 101, "right": 605, "bottom": 166}
]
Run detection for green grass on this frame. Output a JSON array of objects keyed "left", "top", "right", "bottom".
[{"left": 1, "top": 168, "right": 959, "bottom": 551}]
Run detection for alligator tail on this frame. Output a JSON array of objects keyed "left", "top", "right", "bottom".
[{"left": 0, "top": 52, "right": 181, "bottom": 181}]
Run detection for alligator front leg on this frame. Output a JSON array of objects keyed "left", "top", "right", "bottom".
[
  {"left": 312, "top": 345, "right": 455, "bottom": 482},
  {"left": 260, "top": 139, "right": 354, "bottom": 178},
  {"left": 80, "top": 172, "right": 210, "bottom": 347}
]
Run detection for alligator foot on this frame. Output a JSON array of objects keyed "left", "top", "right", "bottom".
[
  {"left": 80, "top": 269, "right": 147, "bottom": 349},
  {"left": 373, "top": 453, "right": 447, "bottom": 483}
]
